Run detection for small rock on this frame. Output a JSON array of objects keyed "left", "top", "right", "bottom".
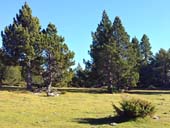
[
  {"left": 47, "top": 92, "right": 59, "bottom": 97},
  {"left": 110, "top": 122, "right": 118, "bottom": 126},
  {"left": 47, "top": 92, "right": 55, "bottom": 96},
  {"left": 34, "top": 92, "right": 40, "bottom": 95},
  {"left": 153, "top": 115, "right": 160, "bottom": 120},
  {"left": 55, "top": 93, "right": 59, "bottom": 96}
]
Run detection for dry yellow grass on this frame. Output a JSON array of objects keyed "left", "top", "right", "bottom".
[{"left": 0, "top": 87, "right": 170, "bottom": 128}]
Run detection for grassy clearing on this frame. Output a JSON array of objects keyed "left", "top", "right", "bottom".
[{"left": 0, "top": 87, "right": 170, "bottom": 128}]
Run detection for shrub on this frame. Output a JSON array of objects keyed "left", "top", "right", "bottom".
[
  {"left": 16, "top": 81, "right": 26, "bottom": 87},
  {"left": 3, "top": 66, "right": 22, "bottom": 85},
  {"left": 113, "top": 96, "right": 155, "bottom": 118},
  {"left": 32, "top": 75, "right": 44, "bottom": 85}
]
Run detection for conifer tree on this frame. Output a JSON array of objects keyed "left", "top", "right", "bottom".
[
  {"left": 154, "top": 48, "right": 170, "bottom": 86},
  {"left": 72, "top": 63, "right": 85, "bottom": 87},
  {"left": 140, "top": 34, "right": 153, "bottom": 65},
  {"left": 0, "top": 49, "right": 4, "bottom": 86},
  {"left": 1, "top": 2, "right": 41, "bottom": 90},
  {"left": 88, "top": 11, "right": 139, "bottom": 92},
  {"left": 111, "top": 17, "right": 138, "bottom": 90},
  {"left": 42, "top": 23, "right": 74, "bottom": 94},
  {"left": 89, "top": 10, "right": 113, "bottom": 88},
  {"left": 139, "top": 34, "right": 153, "bottom": 86},
  {"left": 131, "top": 37, "right": 142, "bottom": 69}
]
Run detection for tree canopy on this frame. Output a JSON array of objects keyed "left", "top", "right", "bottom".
[
  {"left": 1, "top": 3, "right": 74, "bottom": 93},
  {"left": 1, "top": 4, "right": 170, "bottom": 92}
]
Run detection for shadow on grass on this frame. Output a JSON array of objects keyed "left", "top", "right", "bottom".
[
  {"left": 0, "top": 86, "right": 27, "bottom": 93},
  {"left": 0, "top": 86, "right": 108, "bottom": 94},
  {"left": 128, "top": 90, "right": 170, "bottom": 95},
  {"left": 57, "top": 88, "right": 108, "bottom": 94},
  {"left": 74, "top": 116, "right": 133, "bottom": 126}
]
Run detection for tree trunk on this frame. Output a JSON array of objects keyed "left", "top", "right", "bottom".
[
  {"left": 47, "top": 81, "right": 52, "bottom": 94},
  {"left": 108, "top": 83, "right": 113, "bottom": 94},
  {"left": 47, "top": 52, "right": 52, "bottom": 95},
  {"left": 47, "top": 72, "right": 52, "bottom": 94},
  {"left": 26, "top": 60, "right": 32, "bottom": 91}
]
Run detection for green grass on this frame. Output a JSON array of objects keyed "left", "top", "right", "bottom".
[{"left": 0, "top": 87, "right": 170, "bottom": 128}]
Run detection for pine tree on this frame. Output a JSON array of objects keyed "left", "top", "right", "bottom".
[
  {"left": 139, "top": 34, "right": 153, "bottom": 86},
  {"left": 154, "top": 48, "right": 170, "bottom": 86},
  {"left": 88, "top": 11, "right": 139, "bottom": 93},
  {"left": 42, "top": 23, "right": 74, "bottom": 95},
  {"left": 131, "top": 37, "right": 142, "bottom": 69},
  {"left": 140, "top": 34, "right": 153, "bottom": 65},
  {"left": 0, "top": 49, "right": 5, "bottom": 86},
  {"left": 111, "top": 17, "right": 138, "bottom": 90},
  {"left": 72, "top": 63, "right": 85, "bottom": 87},
  {"left": 1, "top": 3, "right": 41, "bottom": 90},
  {"left": 89, "top": 10, "right": 113, "bottom": 88}
]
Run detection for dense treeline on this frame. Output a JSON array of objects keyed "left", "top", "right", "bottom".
[
  {"left": 0, "top": 4, "right": 170, "bottom": 93},
  {"left": 0, "top": 3, "right": 74, "bottom": 94},
  {"left": 72, "top": 11, "right": 170, "bottom": 92}
]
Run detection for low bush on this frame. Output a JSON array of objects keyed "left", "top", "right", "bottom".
[
  {"left": 32, "top": 75, "right": 44, "bottom": 86},
  {"left": 3, "top": 66, "right": 22, "bottom": 85},
  {"left": 113, "top": 96, "right": 155, "bottom": 118},
  {"left": 16, "top": 81, "right": 26, "bottom": 87}
]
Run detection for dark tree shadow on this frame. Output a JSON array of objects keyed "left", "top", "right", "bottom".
[
  {"left": 128, "top": 90, "right": 170, "bottom": 95},
  {"left": 57, "top": 88, "right": 108, "bottom": 94},
  {"left": 0, "top": 86, "right": 108, "bottom": 94},
  {"left": 0, "top": 86, "right": 27, "bottom": 93},
  {"left": 74, "top": 116, "right": 133, "bottom": 126}
]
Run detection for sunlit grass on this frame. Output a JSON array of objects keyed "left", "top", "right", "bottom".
[{"left": 0, "top": 88, "right": 170, "bottom": 128}]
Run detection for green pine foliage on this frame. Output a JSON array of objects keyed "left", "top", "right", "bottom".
[
  {"left": 89, "top": 10, "right": 113, "bottom": 87},
  {"left": 42, "top": 23, "right": 74, "bottom": 93},
  {"left": 140, "top": 34, "right": 153, "bottom": 65},
  {"left": 151, "top": 48, "right": 170, "bottom": 87},
  {"left": 1, "top": 3, "right": 170, "bottom": 90},
  {"left": 0, "top": 49, "right": 5, "bottom": 85},
  {"left": 32, "top": 74, "right": 44, "bottom": 86},
  {"left": 139, "top": 34, "right": 153, "bottom": 87},
  {"left": 1, "top": 3, "right": 74, "bottom": 91},
  {"left": 72, "top": 63, "right": 89, "bottom": 87},
  {"left": 88, "top": 11, "right": 139, "bottom": 92},
  {"left": 1, "top": 2, "right": 41, "bottom": 90},
  {"left": 131, "top": 37, "right": 142, "bottom": 70},
  {"left": 112, "top": 17, "right": 139, "bottom": 90}
]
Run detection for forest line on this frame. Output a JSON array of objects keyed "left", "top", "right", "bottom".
[{"left": 0, "top": 3, "right": 169, "bottom": 94}]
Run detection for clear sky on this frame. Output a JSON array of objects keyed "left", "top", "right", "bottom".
[{"left": 0, "top": 0, "right": 170, "bottom": 67}]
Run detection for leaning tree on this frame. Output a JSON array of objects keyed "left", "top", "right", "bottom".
[{"left": 42, "top": 23, "right": 74, "bottom": 95}]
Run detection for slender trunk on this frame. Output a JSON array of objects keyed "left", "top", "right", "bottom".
[
  {"left": 108, "top": 82, "right": 113, "bottom": 93},
  {"left": 0, "top": 71, "right": 3, "bottom": 87},
  {"left": 107, "top": 56, "right": 113, "bottom": 94},
  {"left": 26, "top": 60, "right": 32, "bottom": 91},
  {"left": 162, "top": 62, "right": 166, "bottom": 85},
  {"left": 164, "top": 64, "right": 168, "bottom": 86},
  {"left": 47, "top": 79, "right": 52, "bottom": 94},
  {"left": 107, "top": 69, "right": 112, "bottom": 93},
  {"left": 47, "top": 52, "right": 52, "bottom": 94},
  {"left": 47, "top": 68, "right": 52, "bottom": 94}
]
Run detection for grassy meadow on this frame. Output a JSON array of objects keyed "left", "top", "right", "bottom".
[{"left": 0, "top": 87, "right": 170, "bottom": 128}]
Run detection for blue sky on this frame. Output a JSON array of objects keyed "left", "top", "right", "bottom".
[{"left": 0, "top": 0, "right": 170, "bottom": 67}]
